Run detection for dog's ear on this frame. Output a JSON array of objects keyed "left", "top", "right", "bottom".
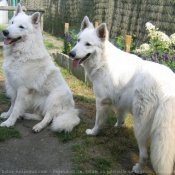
[
  {"left": 80, "top": 16, "right": 93, "bottom": 31},
  {"left": 15, "top": 3, "right": 22, "bottom": 16},
  {"left": 31, "top": 12, "right": 40, "bottom": 26},
  {"left": 96, "top": 23, "right": 108, "bottom": 42}
]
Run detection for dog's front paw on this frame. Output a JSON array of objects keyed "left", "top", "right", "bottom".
[
  {"left": 114, "top": 121, "right": 124, "bottom": 127},
  {"left": 0, "top": 112, "right": 9, "bottom": 119},
  {"left": 0, "top": 120, "right": 14, "bottom": 127},
  {"left": 85, "top": 129, "right": 98, "bottom": 136},
  {"left": 32, "top": 123, "right": 42, "bottom": 133},
  {"left": 132, "top": 163, "right": 144, "bottom": 174}
]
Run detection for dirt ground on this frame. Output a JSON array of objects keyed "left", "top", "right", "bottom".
[
  {"left": 0, "top": 34, "right": 156, "bottom": 175},
  {"left": 0, "top": 35, "right": 79, "bottom": 175}
]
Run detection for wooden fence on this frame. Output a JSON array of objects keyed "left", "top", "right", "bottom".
[{"left": 64, "top": 22, "right": 132, "bottom": 53}]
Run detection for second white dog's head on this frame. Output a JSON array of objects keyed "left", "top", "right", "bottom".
[
  {"left": 69, "top": 16, "right": 109, "bottom": 68},
  {"left": 3, "top": 3, "right": 40, "bottom": 45}
]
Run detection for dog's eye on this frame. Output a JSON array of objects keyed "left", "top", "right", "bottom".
[
  {"left": 86, "top": 43, "right": 91, "bottom": 46},
  {"left": 19, "top": 26, "right": 24, "bottom": 29},
  {"left": 77, "top": 39, "right": 80, "bottom": 42},
  {"left": 12, "top": 21, "right": 14, "bottom": 24}
]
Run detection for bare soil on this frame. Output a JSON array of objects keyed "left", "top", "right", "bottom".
[{"left": 0, "top": 35, "right": 155, "bottom": 175}]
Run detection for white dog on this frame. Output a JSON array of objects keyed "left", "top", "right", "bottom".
[
  {"left": 69, "top": 16, "right": 175, "bottom": 174},
  {"left": 0, "top": 3, "right": 80, "bottom": 133}
]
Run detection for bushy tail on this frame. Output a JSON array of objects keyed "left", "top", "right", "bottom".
[
  {"left": 151, "top": 97, "right": 175, "bottom": 175},
  {"left": 51, "top": 108, "right": 80, "bottom": 133}
]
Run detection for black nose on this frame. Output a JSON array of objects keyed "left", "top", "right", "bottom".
[
  {"left": 3, "top": 29, "right": 9, "bottom": 37},
  {"left": 69, "top": 51, "right": 76, "bottom": 58}
]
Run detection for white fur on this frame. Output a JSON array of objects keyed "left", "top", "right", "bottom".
[
  {"left": 70, "top": 16, "right": 175, "bottom": 174},
  {"left": 0, "top": 3, "right": 80, "bottom": 133}
]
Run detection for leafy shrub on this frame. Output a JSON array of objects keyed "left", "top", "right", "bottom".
[
  {"left": 62, "top": 30, "right": 77, "bottom": 55},
  {"left": 134, "top": 22, "right": 175, "bottom": 72},
  {"left": 114, "top": 35, "right": 136, "bottom": 53}
]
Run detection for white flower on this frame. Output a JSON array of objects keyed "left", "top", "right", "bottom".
[
  {"left": 145, "top": 22, "right": 155, "bottom": 31},
  {"left": 135, "top": 43, "right": 150, "bottom": 54},
  {"left": 170, "top": 33, "right": 175, "bottom": 45},
  {"left": 156, "top": 31, "right": 169, "bottom": 42},
  {"left": 156, "top": 31, "right": 170, "bottom": 48},
  {"left": 140, "top": 43, "right": 150, "bottom": 51}
]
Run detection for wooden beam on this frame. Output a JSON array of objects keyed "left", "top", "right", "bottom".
[
  {"left": 94, "top": 22, "right": 98, "bottom": 28},
  {"left": 0, "top": 42, "right": 3, "bottom": 47},
  {"left": 64, "top": 23, "right": 69, "bottom": 34},
  {"left": 125, "top": 35, "right": 132, "bottom": 53},
  {"left": 0, "top": 6, "right": 45, "bottom": 13}
]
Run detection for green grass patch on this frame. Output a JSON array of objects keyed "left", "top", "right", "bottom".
[
  {"left": 95, "top": 157, "right": 112, "bottom": 172},
  {"left": 52, "top": 121, "right": 88, "bottom": 143},
  {"left": 0, "top": 93, "right": 10, "bottom": 106},
  {"left": 56, "top": 107, "right": 138, "bottom": 174},
  {"left": 73, "top": 94, "right": 95, "bottom": 103},
  {"left": 0, "top": 119, "right": 21, "bottom": 142},
  {"left": 44, "top": 40, "right": 59, "bottom": 50},
  {"left": 0, "top": 26, "right": 6, "bottom": 32},
  {"left": 60, "top": 67, "right": 71, "bottom": 78}
]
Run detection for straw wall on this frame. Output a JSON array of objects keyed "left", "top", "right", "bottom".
[{"left": 22, "top": 0, "right": 175, "bottom": 45}]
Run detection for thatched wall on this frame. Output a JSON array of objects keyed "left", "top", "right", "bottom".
[{"left": 22, "top": 0, "right": 175, "bottom": 46}]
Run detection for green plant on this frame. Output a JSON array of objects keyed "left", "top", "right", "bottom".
[
  {"left": 43, "top": 40, "right": 59, "bottom": 50},
  {"left": 134, "top": 22, "right": 175, "bottom": 72},
  {"left": 0, "top": 119, "right": 21, "bottom": 142},
  {"left": 114, "top": 34, "right": 136, "bottom": 53},
  {"left": 62, "top": 30, "right": 77, "bottom": 55}
]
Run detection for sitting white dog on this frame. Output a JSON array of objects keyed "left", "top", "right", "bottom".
[{"left": 1, "top": 3, "right": 80, "bottom": 133}]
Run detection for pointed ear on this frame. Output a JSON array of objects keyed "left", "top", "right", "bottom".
[
  {"left": 15, "top": 3, "right": 22, "bottom": 16},
  {"left": 80, "top": 16, "right": 93, "bottom": 31},
  {"left": 31, "top": 12, "right": 40, "bottom": 26},
  {"left": 96, "top": 23, "right": 108, "bottom": 42}
]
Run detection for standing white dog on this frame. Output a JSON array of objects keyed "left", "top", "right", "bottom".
[
  {"left": 69, "top": 16, "right": 175, "bottom": 174},
  {"left": 0, "top": 3, "right": 80, "bottom": 133}
]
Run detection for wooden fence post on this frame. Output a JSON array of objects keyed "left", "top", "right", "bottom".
[
  {"left": 94, "top": 22, "right": 98, "bottom": 28},
  {"left": 40, "top": 13, "right": 44, "bottom": 32},
  {"left": 64, "top": 23, "right": 69, "bottom": 34},
  {"left": 125, "top": 35, "right": 132, "bottom": 53}
]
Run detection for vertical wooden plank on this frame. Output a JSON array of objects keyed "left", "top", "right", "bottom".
[
  {"left": 64, "top": 23, "right": 69, "bottom": 34},
  {"left": 40, "top": 12, "right": 44, "bottom": 32},
  {"left": 125, "top": 35, "right": 132, "bottom": 53},
  {"left": 94, "top": 22, "right": 98, "bottom": 28}
]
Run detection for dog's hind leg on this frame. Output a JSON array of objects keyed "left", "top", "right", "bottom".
[
  {"left": 132, "top": 130, "right": 149, "bottom": 174},
  {"left": 132, "top": 90, "right": 156, "bottom": 174},
  {"left": 150, "top": 97, "right": 175, "bottom": 175},
  {"left": 32, "top": 112, "right": 52, "bottom": 133},
  {"left": 114, "top": 109, "right": 127, "bottom": 127},
  {"left": 86, "top": 98, "right": 111, "bottom": 135}
]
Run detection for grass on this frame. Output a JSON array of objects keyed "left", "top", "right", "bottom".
[
  {"left": 44, "top": 39, "right": 59, "bottom": 50},
  {"left": 0, "top": 26, "right": 6, "bottom": 32},
  {"left": 0, "top": 36, "right": 154, "bottom": 174},
  {"left": 0, "top": 119, "right": 21, "bottom": 141}
]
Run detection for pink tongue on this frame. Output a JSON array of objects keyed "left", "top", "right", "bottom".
[
  {"left": 4, "top": 38, "right": 12, "bottom": 45},
  {"left": 72, "top": 59, "right": 82, "bottom": 68}
]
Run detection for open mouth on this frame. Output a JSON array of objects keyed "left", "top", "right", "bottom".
[
  {"left": 72, "top": 53, "right": 91, "bottom": 68},
  {"left": 4, "top": 37, "right": 22, "bottom": 45}
]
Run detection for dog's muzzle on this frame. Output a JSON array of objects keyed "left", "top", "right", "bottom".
[
  {"left": 69, "top": 51, "right": 91, "bottom": 68},
  {"left": 3, "top": 29, "right": 22, "bottom": 45}
]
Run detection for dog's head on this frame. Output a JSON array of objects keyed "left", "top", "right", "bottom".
[
  {"left": 3, "top": 3, "right": 40, "bottom": 45},
  {"left": 69, "top": 16, "right": 108, "bottom": 68}
]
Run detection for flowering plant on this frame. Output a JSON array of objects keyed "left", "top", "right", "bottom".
[
  {"left": 62, "top": 30, "right": 77, "bottom": 55},
  {"left": 134, "top": 22, "right": 175, "bottom": 72}
]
